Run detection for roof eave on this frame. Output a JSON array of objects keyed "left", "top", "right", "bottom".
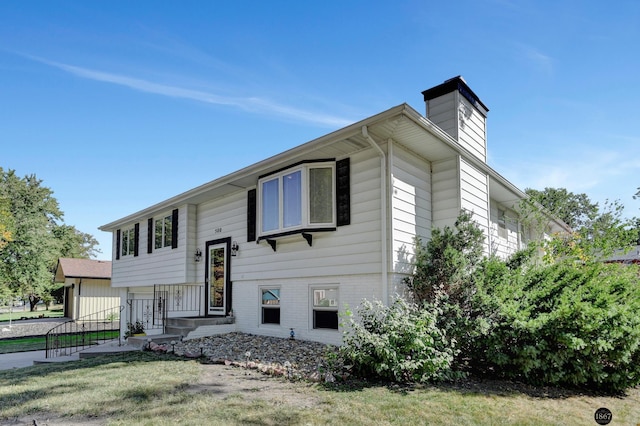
[{"left": 100, "top": 104, "right": 409, "bottom": 231}]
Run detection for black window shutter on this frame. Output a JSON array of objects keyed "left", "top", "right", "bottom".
[
  {"left": 133, "top": 223, "right": 140, "bottom": 257},
  {"left": 115, "top": 229, "right": 121, "bottom": 260},
  {"left": 247, "top": 189, "right": 256, "bottom": 242},
  {"left": 336, "top": 158, "right": 350, "bottom": 226},
  {"left": 147, "top": 218, "right": 153, "bottom": 254},
  {"left": 171, "top": 208, "right": 179, "bottom": 249}
]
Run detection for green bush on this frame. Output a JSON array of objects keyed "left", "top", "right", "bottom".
[
  {"left": 473, "top": 260, "right": 640, "bottom": 393},
  {"left": 405, "top": 210, "right": 484, "bottom": 308},
  {"left": 340, "top": 298, "right": 462, "bottom": 383}
]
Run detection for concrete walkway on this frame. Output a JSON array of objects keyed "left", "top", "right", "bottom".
[{"left": 0, "top": 350, "right": 51, "bottom": 370}]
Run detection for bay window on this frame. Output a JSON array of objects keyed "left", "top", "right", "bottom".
[{"left": 258, "top": 162, "right": 335, "bottom": 236}]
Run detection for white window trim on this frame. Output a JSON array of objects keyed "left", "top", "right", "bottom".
[
  {"left": 121, "top": 226, "right": 135, "bottom": 257},
  {"left": 309, "top": 284, "right": 339, "bottom": 331},
  {"left": 154, "top": 212, "right": 173, "bottom": 250},
  {"left": 257, "top": 162, "right": 336, "bottom": 238},
  {"left": 259, "top": 286, "right": 281, "bottom": 326}
]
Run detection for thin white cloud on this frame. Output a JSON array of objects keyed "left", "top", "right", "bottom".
[
  {"left": 30, "top": 56, "right": 353, "bottom": 128},
  {"left": 513, "top": 43, "right": 554, "bottom": 74},
  {"left": 495, "top": 146, "right": 640, "bottom": 215}
]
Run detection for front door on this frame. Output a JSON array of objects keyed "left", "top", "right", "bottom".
[{"left": 206, "top": 238, "right": 231, "bottom": 316}]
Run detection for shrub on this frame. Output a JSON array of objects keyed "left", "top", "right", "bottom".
[
  {"left": 473, "top": 261, "right": 640, "bottom": 393},
  {"left": 405, "top": 210, "right": 484, "bottom": 308},
  {"left": 339, "top": 298, "right": 462, "bottom": 383}
]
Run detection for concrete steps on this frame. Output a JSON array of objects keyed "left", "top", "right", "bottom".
[
  {"left": 164, "top": 316, "right": 234, "bottom": 337},
  {"left": 127, "top": 316, "right": 235, "bottom": 347}
]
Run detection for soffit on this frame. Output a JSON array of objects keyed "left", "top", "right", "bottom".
[{"left": 100, "top": 104, "right": 460, "bottom": 230}]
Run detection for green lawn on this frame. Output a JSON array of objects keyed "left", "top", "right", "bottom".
[
  {"left": 0, "top": 305, "right": 64, "bottom": 322},
  {"left": 0, "top": 352, "right": 639, "bottom": 425},
  {"left": 0, "top": 331, "right": 120, "bottom": 354}
]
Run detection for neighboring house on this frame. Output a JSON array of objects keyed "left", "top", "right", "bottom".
[
  {"left": 99, "top": 77, "right": 568, "bottom": 345},
  {"left": 54, "top": 258, "right": 120, "bottom": 320},
  {"left": 606, "top": 245, "right": 640, "bottom": 264}
]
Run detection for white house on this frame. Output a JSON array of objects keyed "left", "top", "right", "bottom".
[{"left": 99, "top": 77, "right": 567, "bottom": 345}]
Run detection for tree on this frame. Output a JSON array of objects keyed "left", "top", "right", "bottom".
[
  {"left": 0, "top": 169, "right": 62, "bottom": 310},
  {"left": 0, "top": 168, "right": 100, "bottom": 310},
  {"left": 405, "top": 210, "right": 485, "bottom": 307},
  {"left": 526, "top": 187, "right": 638, "bottom": 262},
  {"left": 53, "top": 224, "right": 100, "bottom": 259},
  {"left": 525, "top": 187, "right": 598, "bottom": 230},
  {"left": 0, "top": 195, "right": 13, "bottom": 252}
]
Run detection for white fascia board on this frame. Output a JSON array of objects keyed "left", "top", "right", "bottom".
[{"left": 99, "top": 105, "right": 409, "bottom": 231}]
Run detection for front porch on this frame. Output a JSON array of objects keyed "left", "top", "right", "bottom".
[{"left": 125, "top": 283, "right": 235, "bottom": 343}]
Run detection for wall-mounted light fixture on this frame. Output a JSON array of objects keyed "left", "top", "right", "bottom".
[
  {"left": 231, "top": 241, "right": 239, "bottom": 257},
  {"left": 194, "top": 248, "right": 202, "bottom": 263}
]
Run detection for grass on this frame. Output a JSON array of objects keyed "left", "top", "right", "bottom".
[
  {"left": 0, "top": 331, "right": 120, "bottom": 354},
  {"left": 0, "top": 352, "right": 639, "bottom": 425},
  {"left": 0, "top": 305, "right": 64, "bottom": 322}
]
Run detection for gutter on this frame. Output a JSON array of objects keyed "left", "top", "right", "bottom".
[{"left": 361, "top": 125, "right": 389, "bottom": 304}]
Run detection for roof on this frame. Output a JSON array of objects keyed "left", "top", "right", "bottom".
[
  {"left": 99, "top": 101, "right": 570, "bottom": 234},
  {"left": 605, "top": 246, "right": 640, "bottom": 264},
  {"left": 54, "top": 258, "right": 112, "bottom": 282}
]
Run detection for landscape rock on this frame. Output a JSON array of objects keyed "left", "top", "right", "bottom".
[{"left": 173, "top": 332, "right": 338, "bottom": 380}]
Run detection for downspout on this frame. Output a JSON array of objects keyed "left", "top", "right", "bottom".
[
  {"left": 77, "top": 278, "right": 82, "bottom": 319},
  {"left": 361, "top": 126, "right": 389, "bottom": 304}
]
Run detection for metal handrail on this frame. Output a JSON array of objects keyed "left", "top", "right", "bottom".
[
  {"left": 45, "top": 305, "right": 123, "bottom": 358},
  {"left": 126, "top": 284, "right": 203, "bottom": 334}
]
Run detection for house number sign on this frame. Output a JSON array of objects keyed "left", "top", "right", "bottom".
[{"left": 214, "top": 227, "right": 222, "bottom": 233}]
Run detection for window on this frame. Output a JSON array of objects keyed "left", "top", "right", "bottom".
[
  {"left": 312, "top": 287, "right": 338, "bottom": 330},
  {"left": 155, "top": 213, "right": 173, "bottom": 249},
  {"left": 121, "top": 227, "right": 135, "bottom": 256},
  {"left": 258, "top": 162, "right": 335, "bottom": 236},
  {"left": 497, "top": 208, "right": 508, "bottom": 239},
  {"left": 261, "top": 288, "right": 280, "bottom": 325}
]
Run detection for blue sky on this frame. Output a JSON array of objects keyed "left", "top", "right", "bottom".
[{"left": 2, "top": 1, "right": 639, "bottom": 259}]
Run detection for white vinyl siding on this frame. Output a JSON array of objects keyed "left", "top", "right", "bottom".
[
  {"left": 390, "top": 144, "right": 432, "bottom": 277},
  {"left": 426, "top": 92, "right": 458, "bottom": 140},
  {"left": 111, "top": 207, "right": 189, "bottom": 287},
  {"left": 431, "top": 157, "right": 460, "bottom": 229},
  {"left": 459, "top": 157, "right": 490, "bottom": 253},
  {"left": 234, "top": 150, "right": 382, "bottom": 281},
  {"left": 456, "top": 96, "right": 487, "bottom": 162},
  {"left": 490, "top": 203, "right": 520, "bottom": 259},
  {"left": 426, "top": 90, "right": 487, "bottom": 162}
]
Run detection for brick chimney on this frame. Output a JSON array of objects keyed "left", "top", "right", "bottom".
[{"left": 422, "top": 76, "right": 489, "bottom": 162}]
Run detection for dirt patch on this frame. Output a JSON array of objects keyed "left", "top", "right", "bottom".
[
  {"left": 4, "top": 364, "right": 321, "bottom": 426},
  {"left": 189, "top": 363, "right": 321, "bottom": 408}
]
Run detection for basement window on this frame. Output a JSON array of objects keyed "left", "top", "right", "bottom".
[
  {"left": 312, "top": 287, "right": 338, "bottom": 330},
  {"left": 261, "top": 288, "right": 281, "bottom": 325}
]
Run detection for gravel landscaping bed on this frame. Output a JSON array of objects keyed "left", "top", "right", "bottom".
[
  {"left": 174, "top": 332, "right": 339, "bottom": 380},
  {"left": 0, "top": 319, "right": 69, "bottom": 339}
]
